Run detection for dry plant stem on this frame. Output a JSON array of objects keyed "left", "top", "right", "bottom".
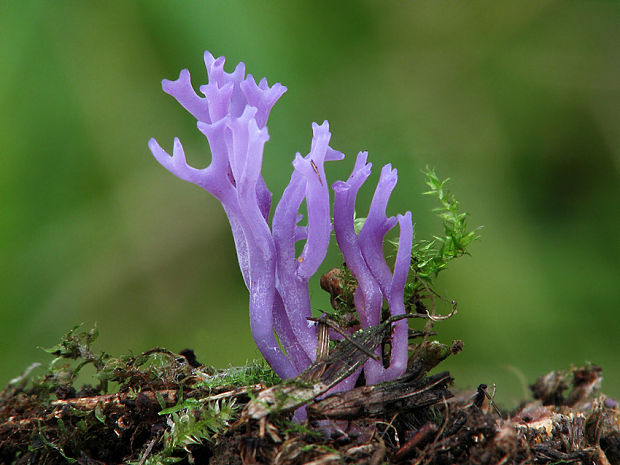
[
  {"left": 393, "top": 422, "right": 438, "bottom": 462},
  {"left": 307, "top": 371, "right": 452, "bottom": 419},
  {"left": 137, "top": 437, "right": 157, "bottom": 465},
  {"left": 315, "top": 319, "right": 331, "bottom": 360},
  {"left": 51, "top": 390, "right": 176, "bottom": 410}
]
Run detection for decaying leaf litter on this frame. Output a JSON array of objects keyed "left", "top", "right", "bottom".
[{"left": 0, "top": 318, "right": 617, "bottom": 465}]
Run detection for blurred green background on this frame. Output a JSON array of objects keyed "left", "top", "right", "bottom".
[{"left": 1, "top": 1, "right": 618, "bottom": 406}]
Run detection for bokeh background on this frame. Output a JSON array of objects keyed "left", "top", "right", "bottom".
[{"left": 1, "top": 1, "right": 618, "bottom": 406}]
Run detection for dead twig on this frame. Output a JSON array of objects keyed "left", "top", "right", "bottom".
[
  {"left": 137, "top": 437, "right": 157, "bottom": 465},
  {"left": 393, "top": 422, "right": 438, "bottom": 462},
  {"left": 307, "top": 371, "right": 453, "bottom": 419}
]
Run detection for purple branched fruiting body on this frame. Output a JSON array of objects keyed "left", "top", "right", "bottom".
[
  {"left": 382, "top": 212, "right": 413, "bottom": 380},
  {"left": 273, "top": 122, "right": 343, "bottom": 361},
  {"left": 332, "top": 152, "right": 385, "bottom": 384},
  {"left": 333, "top": 152, "right": 382, "bottom": 329},
  {"left": 149, "top": 52, "right": 296, "bottom": 378},
  {"left": 359, "top": 164, "right": 399, "bottom": 295},
  {"left": 150, "top": 51, "right": 415, "bottom": 385},
  {"left": 358, "top": 165, "right": 413, "bottom": 381},
  {"left": 334, "top": 154, "right": 414, "bottom": 383}
]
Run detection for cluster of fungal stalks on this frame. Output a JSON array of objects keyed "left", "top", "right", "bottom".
[{"left": 150, "top": 52, "right": 413, "bottom": 384}]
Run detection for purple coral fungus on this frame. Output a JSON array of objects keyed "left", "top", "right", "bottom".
[{"left": 150, "top": 51, "right": 413, "bottom": 385}]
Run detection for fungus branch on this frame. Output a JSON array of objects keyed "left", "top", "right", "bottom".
[{"left": 149, "top": 52, "right": 469, "bottom": 387}]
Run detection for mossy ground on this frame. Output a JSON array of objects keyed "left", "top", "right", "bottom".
[{"left": 0, "top": 326, "right": 617, "bottom": 465}]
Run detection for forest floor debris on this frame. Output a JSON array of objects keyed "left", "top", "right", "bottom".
[{"left": 1, "top": 326, "right": 617, "bottom": 465}]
